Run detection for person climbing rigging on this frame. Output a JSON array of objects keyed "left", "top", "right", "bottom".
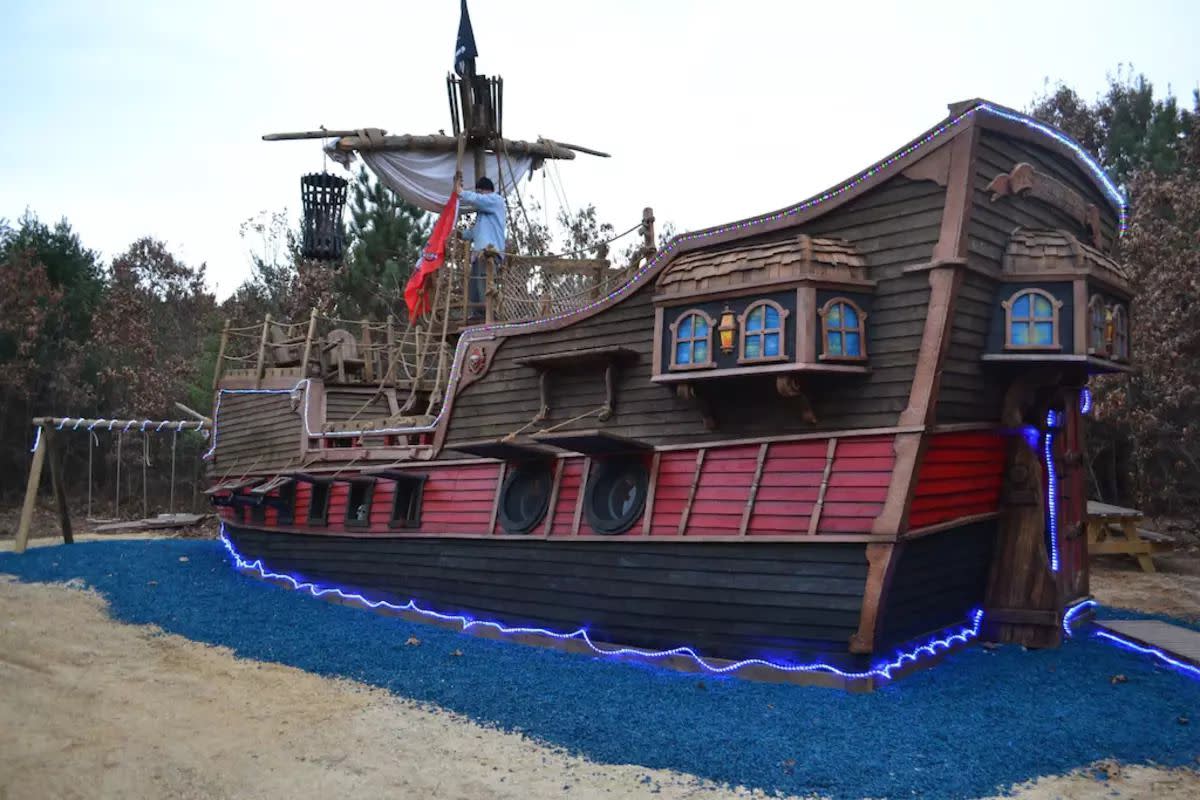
[{"left": 454, "top": 173, "right": 507, "bottom": 322}]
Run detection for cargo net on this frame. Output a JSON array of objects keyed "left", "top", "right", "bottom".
[{"left": 493, "top": 254, "right": 635, "bottom": 322}]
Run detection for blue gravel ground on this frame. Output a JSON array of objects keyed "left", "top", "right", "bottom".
[{"left": 2, "top": 539, "right": 1198, "bottom": 799}]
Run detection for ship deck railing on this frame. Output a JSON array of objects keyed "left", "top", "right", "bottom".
[{"left": 211, "top": 242, "right": 647, "bottom": 394}]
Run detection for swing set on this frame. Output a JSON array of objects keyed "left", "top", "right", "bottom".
[{"left": 14, "top": 415, "right": 213, "bottom": 554}]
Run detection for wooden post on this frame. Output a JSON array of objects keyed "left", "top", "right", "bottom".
[
  {"left": 484, "top": 251, "right": 495, "bottom": 324},
  {"left": 14, "top": 425, "right": 49, "bottom": 553},
  {"left": 300, "top": 308, "right": 319, "bottom": 378},
  {"left": 254, "top": 313, "right": 272, "bottom": 388},
  {"left": 212, "top": 319, "right": 231, "bottom": 390},
  {"left": 361, "top": 319, "right": 375, "bottom": 382},
  {"left": 45, "top": 428, "right": 74, "bottom": 545},
  {"left": 642, "top": 207, "right": 656, "bottom": 255}
]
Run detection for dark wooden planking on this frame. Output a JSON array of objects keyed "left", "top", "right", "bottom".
[
  {"left": 443, "top": 176, "right": 944, "bottom": 449},
  {"left": 876, "top": 519, "right": 996, "bottom": 647},
  {"left": 228, "top": 525, "right": 871, "bottom": 660},
  {"left": 211, "top": 393, "right": 302, "bottom": 472}
]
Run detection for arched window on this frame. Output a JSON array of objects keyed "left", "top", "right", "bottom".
[
  {"left": 1002, "top": 288, "right": 1061, "bottom": 350},
  {"left": 738, "top": 300, "right": 789, "bottom": 363},
  {"left": 1088, "top": 294, "right": 1106, "bottom": 354},
  {"left": 669, "top": 309, "right": 715, "bottom": 370},
  {"left": 1111, "top": 305, "right": 1129, "bottom": 361},
  {"left": 819, "top": 298, "right": 868, "bottom": 360}
]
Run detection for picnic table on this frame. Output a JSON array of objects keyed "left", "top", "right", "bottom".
[{"left": 1086, "top": 500, "right": 1174, "bottom": 573}]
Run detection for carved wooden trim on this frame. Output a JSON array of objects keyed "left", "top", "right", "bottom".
[
  {"left": 651, "top": 306, "right": 664, "bottom": 376},
  {"left": 739, "top": 443, "right": 769, "bottom": 536},
  {"left": 641, "top": 451, "right": 661, "bottom": 535},
  {"left": 901, "top": 267, "right": 963, "bottom": 428},
  {"left": 796, "top": 285, "right": 816, "bottom": 363},
  {"left": 1075, "top": 280, "right": 1091, "bottom": 356},
  {"left": 808, "top": 438, "right": 839, "bottom": 535},
  {"left": 817, "top": 297, "right": 869, "bottom": 361},
  {"left": 677, "top": 449, "right": 707, "bottom": 535},
  {"left": 985, "top": 161, "right": 1105, "bottom": 249},
  {"left": 932, "top": 126, "right": 980, "bottom": 263},
  {"left": 849, "top": 542, "right": 899, "bottom": 653},
  {"left": 901, "top": 145, "right": 952, "bottom": 186}
]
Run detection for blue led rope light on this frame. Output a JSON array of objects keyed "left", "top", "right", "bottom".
[
  {"left": 218, "top": 527, "right": 984, "bottom": 681},
  {"left": 1079, "top": 387, "right": 1093, "bottom": 415},
  {"left": 1061, "top": 599, "right": 1200, "bottom": 681},
  {"left": 1093, "top": 630, "right": 1200, "bottom": 680},
  {"left": 198, "top": 104, "right": 1127, "bottom": 451},
  {"left": 1043, "top": 410, "right": 1062, "bottom": 573},
  {"left": 1061, "top": 598, "right": 1097, "bottom": 637}
]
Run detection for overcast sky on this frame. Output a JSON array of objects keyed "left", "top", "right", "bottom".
[{"left": 3, "top": 0, "right": 1197, "bottom": 299}]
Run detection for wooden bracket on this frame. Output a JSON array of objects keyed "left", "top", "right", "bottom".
[
  {"left": 535, "top": 369, "right": 551, "bottom": 423},
  {"left": 775, "top": 375, "right": 817, "bottom": 425},
  {"left": 598, "top": 361, "right": 619, "bottom": 422},
  {"left": 675, "top": 382, "right": 717, "bottom": 431}
]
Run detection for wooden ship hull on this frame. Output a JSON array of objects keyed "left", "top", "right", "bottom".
[{"left": 212, "top": 99, "right": 1132, "bottom": 687}]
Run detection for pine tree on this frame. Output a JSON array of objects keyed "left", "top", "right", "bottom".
[{"left": 339, "top": 166, "right": 431, "bottom": 321}]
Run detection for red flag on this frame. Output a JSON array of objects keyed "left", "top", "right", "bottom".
[{"left": 405, "top": 192, "right": 460, "bottom": 319}]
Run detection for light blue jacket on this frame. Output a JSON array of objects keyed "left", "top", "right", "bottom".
[{"left": 460, "top": 190, "right": 507, "bottom": 255}]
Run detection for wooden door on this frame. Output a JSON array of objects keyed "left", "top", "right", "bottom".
[{"left": 1056, "top": 391, "right": 1089, "bottom": 602}]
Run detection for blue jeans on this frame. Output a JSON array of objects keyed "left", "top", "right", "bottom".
[{"left": 468, "top": 251, "right": 501, "bottom": 314}]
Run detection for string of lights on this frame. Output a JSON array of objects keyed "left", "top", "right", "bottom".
[
  {"left": 1093, "top": 630, "right": 1200, "bottom": 681},
  {"left": 218, "top": 526, "right": 984, "bottom": 681},
  {"left": 1043, "top": 410, "right": 1062, "bottom": 573},
  {"left": 30, "top": 417, "right": 206, "bottom": 453}
]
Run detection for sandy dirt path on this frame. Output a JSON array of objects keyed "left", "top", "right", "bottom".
[{"left": 1, "top": 568, "right": 1197, "bottom": 799}]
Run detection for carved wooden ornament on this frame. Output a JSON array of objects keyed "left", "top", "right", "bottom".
[{"left": 986, "top": 162, "right": 1104, "bottom": 249}]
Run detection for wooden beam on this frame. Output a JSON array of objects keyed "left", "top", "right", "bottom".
[
  {"left": 542, "top": 458, "right": 565, "bottom": 538},
  {"left": 641, "top": 451, "right": 661, "bottom": 536},
  {"left": 326, "top": 132, "right": 576, "bottom": 160},
  {"left": 45, "top": 428, "right": 73, "bottom": 545},
  {"left": 15, "top": 426, "right": 48, "bottom": 553},
  {"left": 571, "top": 458, "right": 592, "bottom": 536},
  {"left": 808, "top": 438, "right": 839, "bottom": 535},
  {"left": 739, "top": 443, "right": 769, "bottom": 535},
  {"left": 677, "top": 449, "right": 707, "bottom": 536},
  {"left": 213, "top": 319, "right": 231, "bottom": 391},
  {"left": 254, "top": 314, "right": 271, "bottom": 389},
  {"left": 487, "top": 462, "right": 507, "bottom": 536}
]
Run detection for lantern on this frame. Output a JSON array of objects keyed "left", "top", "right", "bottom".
[
  {"left": 718, "top": 306, "right": 737, "bottom": 353},
  {"left": 300, "top": 172, "right": 348, "bottom": 261}
]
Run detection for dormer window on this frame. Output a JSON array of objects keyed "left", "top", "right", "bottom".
[
  {"left": 1003, "top": 288, "right": 1061, "bottom": 350},
  {"left": 820, "top": 298, "right": 867, "bottom": 360},
  {"left": 669, "top": 309, "right": 715, "bottom": 370},
  {"left": 1088, "top": 294, "right": 1106, "bottom": 354},
  {"left": 1112, "top": 305, "right": 1129, "bottom": 361},
  {"left": 738, "top": 300, "right": 788, "bottom": 363}
]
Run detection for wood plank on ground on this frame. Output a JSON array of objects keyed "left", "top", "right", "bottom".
[{"left": 1095, "top": 619, "right": 1200, "bottom": 668}]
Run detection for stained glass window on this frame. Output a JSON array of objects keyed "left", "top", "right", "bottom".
[
  {"left": 741, "top": 301, "right": 785, "bottom": 362},
  {"left": 1112, "top": 305, "right": 1129, "bottom": 360},
  {"left": 1006, "top": 289, "right": 1059, "bottom": 349},
  {"left": 821, "top": 298, "right": 867, "bottom": 359},
  {"left": 672, "top": 311, "right": 712, "bottom": 368}
]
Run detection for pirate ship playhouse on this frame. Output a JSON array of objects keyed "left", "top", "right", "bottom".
[{"left": 208, "top": 63, "right": 1132, "bottom": 686}]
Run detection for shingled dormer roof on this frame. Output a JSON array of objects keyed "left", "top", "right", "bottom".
[
  {"left": 655, "top": 234, "right": 869, "bottom": 300},
  {"left": 1004, "top": 228, "right": 1131, "bottom": 295}
]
